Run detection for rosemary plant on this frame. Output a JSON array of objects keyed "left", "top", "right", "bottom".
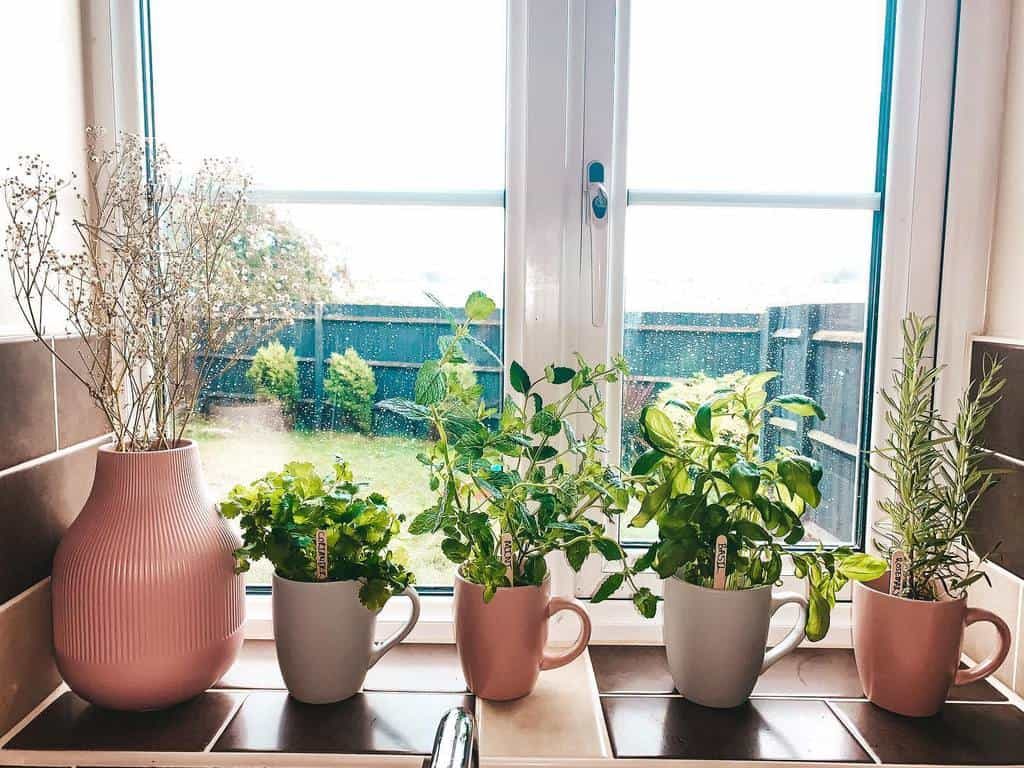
[{"left": 872, "top": 314, "right": 1007, "bottom": 600}]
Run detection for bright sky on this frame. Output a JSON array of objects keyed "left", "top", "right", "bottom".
[{"left": 151, "top": 0, "right": 886, "bottom": 313}]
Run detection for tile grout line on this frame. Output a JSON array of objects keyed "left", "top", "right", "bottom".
[
  {"left": 0, "top": 577, "right": 50, "bottom": 615},
  {"left": 579, "top": 650, "right": 614, "bottom": 758},
  {"left": 0, "top": 684, "right": 68, "bottom": 750},
  {"left": 824, "top": 700, "right": 881, "bottom": 766},
  {"left": 50, "top": 347, "right": 59, "bottom": 451},
  {"left": 0, "top": 433, "right": 111, "bottom": 481},
  {"left": 203, "top": 693, "right": 248, "bottom": 753}
]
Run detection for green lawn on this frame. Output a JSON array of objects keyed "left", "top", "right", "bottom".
[{"left": 185, "top": 417, "right": 453, "bottom": 586}]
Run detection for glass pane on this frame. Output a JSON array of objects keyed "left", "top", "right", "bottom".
[
  {"left": 628, "top": 0, "right": 886, "bottom": 193},
  {"left": 150, "top": 0, "right": 506, "bottom": 190},
  {"left": 152, "top": 2, "right": 507, "bottom": 587},
  {"left": 619, "top": 207, "right": 874, "bottom": 545},
  {"left": 183, "top": 205, "right": 504, "bottom": 586}
]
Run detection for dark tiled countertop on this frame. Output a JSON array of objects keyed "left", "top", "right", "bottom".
[
  {"left": 4, "top": 643, "right": 1024, "bottom": 766},
  {"left": 591, "top": 646, "right": 1024, "bottom": 765}
]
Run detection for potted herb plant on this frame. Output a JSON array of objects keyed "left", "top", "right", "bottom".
[
  {"left": 222, "top": 460, "right": 419, "bottom": 704},
  {"left": 1, "top": 131, "right": 299, "bottom": 710},
  {"left": 614, "top": 372, "right": 886, "bottom": 708},
  {"left": 856, "top": 314, "right": 1012, "bottom": 717},
  {"left": 381, "top": 292, "right": 651, "bottom": 700}
]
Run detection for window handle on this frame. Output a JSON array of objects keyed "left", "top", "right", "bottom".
[{"left": 587, "top": 161, "right": 609, "bottom": 327}]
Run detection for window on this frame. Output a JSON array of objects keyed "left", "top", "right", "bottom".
[
  {"left": 130, "top": 0, "right": 941, "bottom": 614},
  {"left": 611, "top": 0, "right": 893, "bottom": 552},
  {"left": 146, "top": 0, "right": 507, "bottom": 588}
]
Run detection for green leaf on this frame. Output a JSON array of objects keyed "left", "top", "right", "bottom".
[
  {"left": 509, "top": 361, "right": 531, "bottom": 394},
  {"left": 441, "top": 537, "right": 471, "bottom": 563},
  {"left": 805, "top": 591, "right": 832, "bottom": 642},
  {"left": 837, "top": 552, "right": 888, "bottom": 582},
  {"left": 734, "top": 519, "right": 771, "bottom": 541},
  {"left": 592, "top": 572, "right": 624, "bottom": 602},
  {"left": 544, "top": 365, "right": 576, "bottom": 385},
  {"left": 694, "top": 403, "right": 713, "bottom": 440},
  {"left": 464, "top": 291, "right": 497, "bottom": 321},
  {"left": 566, "top": 539, "right": 590, "bottom": 571},
  {"left": 633, "top": 587, "right": 658, "bottom": 618},
  {"left": 773, "top": 394, "right": 826, "bottom": 420},
  {"left": 778, "top": 456, "right": 823, "bottom": 508},
  {"left": 524, "top": 555, "right": 548, "bottom": 584},
  {"left": 408, "top": 509, "right": 440, "bottom": 535},
  {"left": 526, "top": 445, "right": 558, "bottom": 462},
  {"left": 784, "top": 520, "right": 806, "bottom": 545},
  {"left": 593, "top": 537, "right": 624, "bottom": 561},
  {"left": 630, "top": 479, "right": 670, "bottom": 528},
  {"left": 530, "top": 409, "right": 562, "bottom": 437},
  {"left": 414, "top": 359, "right": 448, "bottom": 405},
  {"left": 631, "top": 449, "right": 664, "bottom": 476},
  {"left": 728, "top": 460, "right": 761, "bottom": 500},
  {"left": 745, "top": 371, "right": 780, "bottom": 393},
  {"left": 639, "top": 405, "right": 678, "bottom": 452},
  {"left": 358, "top": 579, "right": 392, "bottom": 612}
]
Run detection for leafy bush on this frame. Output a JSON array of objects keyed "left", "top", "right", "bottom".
[
  {"left": 246, "top": 341, "right": 300, "bottom": 413},
  {"left": 325, "top": 348, "right": 377, "bottom": 433},
  {"left": 380, "top": 291, "right": 655, "bottom": 616},
  {"left": 616, "top": 372, "right": 886, "bottom": 639},
  {"left": 220, "top": 460, "right": 413, "bottom": 610}
]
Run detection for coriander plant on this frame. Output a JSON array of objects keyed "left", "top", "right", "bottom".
[
  {"left": 380, "top": 291, "right": 656, "bottom": 616},
  {"left": 872, "top": 314, "right": 1007, "bottom": 601},
  {"left": 220, "top": 460, "right": 413, "bottom": 611},
  {"left": 615, "top": 372, "right": 885, "bottom": 640}
]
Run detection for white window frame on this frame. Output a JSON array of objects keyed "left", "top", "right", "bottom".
[{"left": 90, "top": 0, "right": 964, "bottom": 644}]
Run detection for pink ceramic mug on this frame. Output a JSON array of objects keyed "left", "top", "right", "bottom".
[
  {"left": 853, "top": 575, "right": 1011, "bottom": 717},
  {"left": 453, "top": 573, "right": 592, "bottom": 700}
]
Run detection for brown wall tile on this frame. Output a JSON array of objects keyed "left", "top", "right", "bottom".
[
  {"left": 972, "top": 340, "right": 1024, "bottom": 459},
  {"left": 0, "top": 441, "right": 97, "bottom": 604},
  {"left": 53, "top": 337, "right": 110, "bottom": 448},
  {"left": 971, "top": 453, "right": 1024, "bottom": 579},
  {"left": 0, "top": 581, "right": 62, "bottom": 737},
  {"left": 0, "top": 338, "right": 56, "bottom": 471}
]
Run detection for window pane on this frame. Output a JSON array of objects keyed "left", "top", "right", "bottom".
[
  {"left": 150, "top": 1, "right": 508, "bottom": 587},
  {"left": 620, "top": 207, "right": 874, "bottom": 545},
  {"left": 628, "top": 0, "right": 886, "bottom": 192},
  {"left": 183, "top": 205, "right": 504, "bottom": 587},
  {"left": 150, "top": 0, "right": 506, "bottom": 190}
]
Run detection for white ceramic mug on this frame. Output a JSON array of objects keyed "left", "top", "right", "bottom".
[
  {"left": 663, "top": 576, "right": 807, "bottom": 708},
  {"left": 272, "top": 574, "right": 421, "bottom": 703}
]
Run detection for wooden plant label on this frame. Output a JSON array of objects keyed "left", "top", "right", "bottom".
[
  {"left": 500, "top": 533, "right": 515, "bottom": 584},
  {"left": 315, "top": 529, "right": 329, "bottom": 581},
  {"left": 889, "top": 549, "right": 908, "bottom": 596},
  {"left": 713, "top": 534, "right": 728, "bottom": 590}
]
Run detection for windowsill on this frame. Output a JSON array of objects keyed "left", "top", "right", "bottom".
[{"left": 2, "top": 643, "right": 1022, "bottom": 767}]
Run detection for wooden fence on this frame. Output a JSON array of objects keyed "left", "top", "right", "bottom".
[{"left": 199, "top": 302, "right": 865, "bottom": 542}]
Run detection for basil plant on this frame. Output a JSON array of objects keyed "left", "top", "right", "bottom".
[
  {"left": 610, "top": 372, "right": 885, "bottom": 640},
  {"left": 380, "top": 291, "right": 656, "bottom": 616},
  {"left": 220, "top": 460, "right": 413, "bottom": 611}
]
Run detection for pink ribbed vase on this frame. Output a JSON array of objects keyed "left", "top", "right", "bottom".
[{"left": 51, "top": 439, "right": 244, "bottom": 710}]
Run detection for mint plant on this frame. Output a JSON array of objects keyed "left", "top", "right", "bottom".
[
  {"left": 220, "top": 460, "right": 413, "bottom": 611},
  {"left": 615, "top": 372, "right": 885, "bottom": 639},
  {"left": 380, "top": 291, "right": 656, "bottom": 616}
]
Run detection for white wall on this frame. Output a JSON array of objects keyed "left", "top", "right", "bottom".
[
  {"left": 0, "top": 1, "right": 88, "bottom": 337},
  {"left": 986, "top": 2, "right": 1024, "bottom": 338}
]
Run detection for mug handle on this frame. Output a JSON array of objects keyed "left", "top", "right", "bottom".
[
  {"left": 368, "top": 586, "right": 421, "bottom": 668},
  {"left": 953, "top": 607, "right": 1012, "bottom": 686},
  {"left": 761, "top": 591, "right": 808, "bottom": 673},
  {"left": 540, "top": 596, "right": 593, "bottom": 671}
]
